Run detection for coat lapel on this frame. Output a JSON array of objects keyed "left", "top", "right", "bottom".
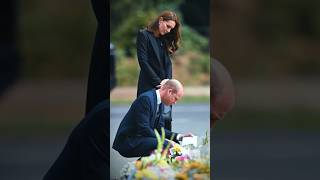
[
  {"left": 151, "top": 89, "right": 157, "bottom": 129},
  {"left": 158, "top": 103, "right": 164, "bottom": 128}
]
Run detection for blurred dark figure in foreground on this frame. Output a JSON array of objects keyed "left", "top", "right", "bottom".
[
  {"left": 43, "top": 100, "right": 108, "bottom": 180},
  {"left": 0, "top": 0, "right": 21, "bottom": 99},
  {"left": 210, "top": 58, "right": 235, "bottom": 179},
  {"left": 44, "top": 53, "right": 108, "bottom": 180},
  {"left": 110, "top": 43, "right": 117, "bottom": 91},
  {"left": 43, "top": 0, "right": 108, "bottom": 179},
  {"left": 85, "top": 0, "right": 108, "bottom": 114},
  {"left": 210, "top": 58, "right": 235, "bottom": 127}
]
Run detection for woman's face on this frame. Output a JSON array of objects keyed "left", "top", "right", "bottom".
[{"left": 158, "top": 18, "right": 176, "bottom": 36}]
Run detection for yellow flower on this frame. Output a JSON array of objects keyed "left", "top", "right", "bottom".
[
  {"left": 185, "top": 161, "right": 202, "bottom": 170},
  {"left": 135, "top": 169, "right": 158, "bottom": 180},
  {"left": 135, "top": 161, "right": 142, "bottom": 170},
  {"left": 175, "top": 172, "right": 188, "bottom": 180},
  {"left": 173, "top": 144, "right": 183, "bottom": 154},
  {"left": 192, "top": 173, "right": 209, "bottom": 180},
  {"left": 182, "top": 161, "right": 210, "bottom": 176}
]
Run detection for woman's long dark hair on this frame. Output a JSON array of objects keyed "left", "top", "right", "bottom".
[{"left": 147, "top": 11, "right": 181, "bottom": 55}]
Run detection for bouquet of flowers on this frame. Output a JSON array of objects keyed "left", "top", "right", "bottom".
[{"left": 119, "top": 128, "right": 210, "bottom": 180}]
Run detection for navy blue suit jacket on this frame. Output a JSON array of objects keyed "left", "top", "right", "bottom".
[
  {"left": 136, "top": 29, "right": 172, "bottom": 96},
  {"left": 112, "top": 89, "right": 177, "bottom": 156}
]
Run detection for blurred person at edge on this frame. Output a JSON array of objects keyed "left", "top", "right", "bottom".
[
  {"left": 135, "top": 10, "right": 182, "bottom": 131},
  {"left": 211, "top": 58, "right": 235, "bottom": 127},
  {"left": 43, "top": 0, "right": 108, "bottom": 179}
]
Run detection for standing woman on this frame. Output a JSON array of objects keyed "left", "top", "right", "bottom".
[{"left": 136, "top": 11, "right": 181, "bottom": 130}]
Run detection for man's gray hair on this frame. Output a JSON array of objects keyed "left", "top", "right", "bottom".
[{"left": 163, "top": 79, "right": 183, "bottom": 92}]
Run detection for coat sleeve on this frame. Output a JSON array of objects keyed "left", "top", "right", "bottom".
[
  {"left": 134, "top": 96, "right": 157, "bottom": 138},
  {"left": 136, "top": 31, "right": 162, "bottom": 87}
]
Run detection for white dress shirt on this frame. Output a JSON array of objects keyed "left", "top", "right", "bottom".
[{"left": 155, "top": 89, "right": 161, "bottom": 105}]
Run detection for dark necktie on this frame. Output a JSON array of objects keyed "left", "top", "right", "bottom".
[{"left": 154, "top": 103, "right": 163, "bottom": 128}]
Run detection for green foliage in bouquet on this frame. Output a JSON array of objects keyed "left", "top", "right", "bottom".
[
  {"left": 202, "top": 130, "right": 209, "bottom": 146},
  {"left": 154, "top": 128, "right": 173, "bottom": 161},
  {"left": 138, "top": 127, "right": 174, "bottom": 169}
]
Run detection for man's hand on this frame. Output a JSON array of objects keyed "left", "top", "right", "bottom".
[
  {"left": 156, "top": 79, "right": 169, "bottom": 89},
  {"left": 177, "top": 133, "right": 194, "bottom": 141}
]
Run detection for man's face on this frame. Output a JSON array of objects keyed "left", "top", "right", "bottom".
[
  {"left": 159, "top": 19, "right": 176, "bottom": 35},
  {"left": 162, "top": 88, "right": 183, "bottom": 106}
]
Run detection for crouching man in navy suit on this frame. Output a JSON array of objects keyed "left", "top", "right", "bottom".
[{"left": 113, "top": 79, "right": 193, "bottom": 157}]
